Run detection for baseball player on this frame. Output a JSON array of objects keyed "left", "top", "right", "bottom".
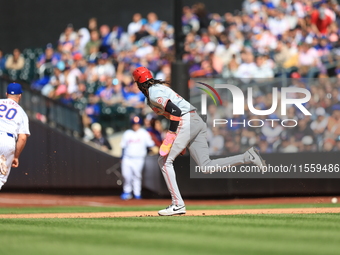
[
  {"left": 132, "top": 67, "right": 266, "bottom": 216},
  {"left": 0, "top": 83, "right": 30, "bottom": 190},
  {"left": 120, "top": 116, "right": 155, "bottom": 200}
]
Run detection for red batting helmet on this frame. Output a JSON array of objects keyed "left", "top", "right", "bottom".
[{"left": 132, "top": 67, "right": 153, "bottom": 83}]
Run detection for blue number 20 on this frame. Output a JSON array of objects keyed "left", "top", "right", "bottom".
[{"left": 0, "top": 104, "right": 17, "bottom": 119}]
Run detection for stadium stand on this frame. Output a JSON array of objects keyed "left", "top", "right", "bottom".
[{"left": 1, "top": 0, "right": 340, "bottom": 154}]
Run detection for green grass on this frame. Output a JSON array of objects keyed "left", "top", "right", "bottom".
[
  {"left": 0, "top": 203, "right": 338, "bottom": 214},
  {"left": 1, "top": 214, "right": 340, "bottom": 255},
  {"left": 0, "top": 204, "right": 339, "bottom": 255}
]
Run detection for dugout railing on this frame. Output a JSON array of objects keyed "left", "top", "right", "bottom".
[{"left": 0, "top": 77, "right": 84, "bottom": 137}]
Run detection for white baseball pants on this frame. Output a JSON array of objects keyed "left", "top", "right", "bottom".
[
  {"left": 0, "top": 132, "right": 16, "bottom": 190},
  {"left": 121, "top": 156, "right": 145, "bottom": 196}
]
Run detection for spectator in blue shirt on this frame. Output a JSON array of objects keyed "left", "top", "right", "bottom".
[
  {"left": 96, "top": 77, "right": 123, "bottom": 106},
  {"left": 85, "top": 93, "right": 101, "bottom": 124},
  {"left": 146, "top": 12, "right": 162, "bottom": 36},
  {"left": 122, "top": 82, "right": 145, "bottom": 113},
  {"left": 36, "top": 43, "right": 60, "bottom": 80},
  {"left": 99, "top": 24, "right": 113, "bottom": 56}
]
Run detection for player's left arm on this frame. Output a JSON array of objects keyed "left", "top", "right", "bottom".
[
  {"left": 159, "top": 101, "right": 182, "bottom": 156},
  {"left": 165, "top": 101, "right": 181, "bottom": 133},
  {"left": 13, "top": 114, "right": 30, "bottom": 168},
  {"left": 12, "top": 134, "right": 29, "bottom": 168},
  {"left": 165, "top": 101, "right": 186, "bottom": 155}
]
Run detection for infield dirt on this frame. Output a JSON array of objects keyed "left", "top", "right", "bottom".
[
  {"left": 0, "top": 193, "right": 336, "bottom": 207},
  {"left": 0, "top": 193, "right": 339, "bottom": 218},
  {"left": 0, "top": 207, "right": 340, "bottom": 218}
]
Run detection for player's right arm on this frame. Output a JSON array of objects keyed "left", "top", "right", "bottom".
[{"left": 12, "top": 134, "right": 29, "bottom": 168}]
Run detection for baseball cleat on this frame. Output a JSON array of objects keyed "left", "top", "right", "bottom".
[
  {"left": 134, "top": 195, "right": 142, "bottom": 200},
  {"left": 120, "top": 192, "right": 133, "bottom": 200},
  {"left": 158, "top": 204, "right": 186, "bottom": 216},
  {"left": 246, "top": 147, "right": 267, "bottom": 171}
]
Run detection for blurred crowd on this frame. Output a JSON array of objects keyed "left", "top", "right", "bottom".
[
  {"left": 204, "top": 0, "right": 340, "bottom": 80},
  {"left": 1, "top": 0, "right": 340, "bottom": 153},
  {"left": 204, "top": 76, "right": 340, "bottom": 155}
]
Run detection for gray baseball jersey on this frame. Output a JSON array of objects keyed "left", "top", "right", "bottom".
[
  {"left": 145, "top": 84, "right": 248, "bottom": 207},
  {"left": 147, "top": 84, "right": 196, "bottom": 118}
]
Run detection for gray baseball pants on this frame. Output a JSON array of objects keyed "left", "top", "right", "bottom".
[{"left": 158, "top": 111, "right": 250, "bottom": 206}]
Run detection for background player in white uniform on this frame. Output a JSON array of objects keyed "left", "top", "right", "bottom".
[
  {"left": 132, "top": 67, "right": 266, "bottom": 216},
  {"left": 120, "top": 116, "right": 155, "bottom": 200},
  {"left": 0, "top": 83, "right": 30, "bottom": 190}
]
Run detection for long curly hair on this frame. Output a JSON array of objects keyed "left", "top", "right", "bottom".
[{"left": 137, "top": 79, "right": 170, "bottom": 100}]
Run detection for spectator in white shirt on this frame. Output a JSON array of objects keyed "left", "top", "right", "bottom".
[
  {"left": 267, "top": 9, "right": 290, "bottom": 36},
  {"left": 254, "top": 54, "right": 274, "bottom": 79},
  {"left": 93, "top": 53, "right": 115, "bottom": 82},
  {"left": 77, "top": 28, "right": 90, "bottom": 56},
  {"left": 65, "top": 60, "right": 82, "bottom": 94},
  {"left": 235, "top": 50, "right": 258, "bottom": 80},
  {"left": 135, "top": 41, "right": 154, "bottom": 58},
  {"left": 292, "top": 0, "right": 306, "bottom": 18},
  {"left": 128, "top": 13, "right": 143, "bottom": 36},
  {"left": 59, "top": 24, "right": 78, "bottom": 45},
  {"left": 5, "top": 48, "right": 25, "bottom": 71},
  {"left": 243, "top": 0, "right": 262, "bottom": 15},
  {"left": 297, "top": 42, "right": 320, "bottom": 78},
  {"left": 254, "top": 29, "right": 277, "bottom": 54}
]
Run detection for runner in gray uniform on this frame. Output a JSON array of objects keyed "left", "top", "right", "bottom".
[{"left": 132, "top": 67, "right": 266, "bottom": 216}]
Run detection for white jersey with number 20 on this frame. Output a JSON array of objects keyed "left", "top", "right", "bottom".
[{"left": 0, "top": 99, "right": 30, "bottom": 137}]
